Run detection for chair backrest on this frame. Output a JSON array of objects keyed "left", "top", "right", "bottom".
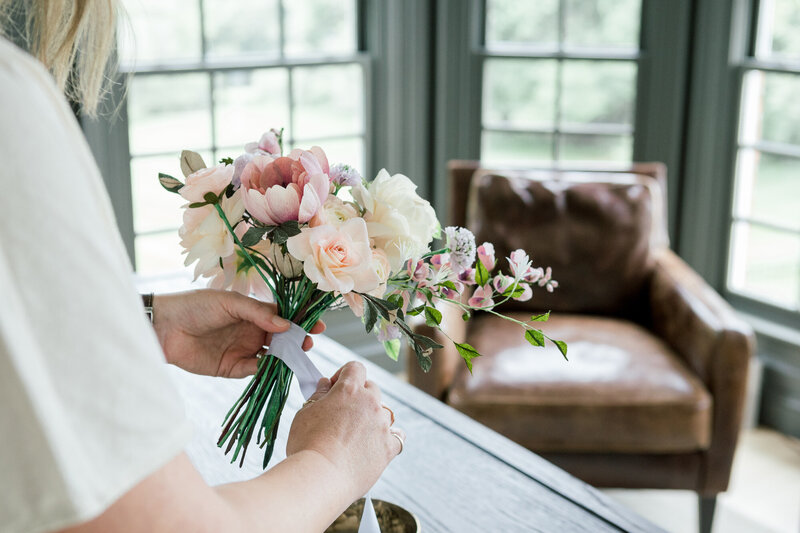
[{"left": 450, "top": 161, "right": 668, "bottom": 317}]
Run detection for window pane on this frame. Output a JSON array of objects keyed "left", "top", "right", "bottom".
[
  {"left": 733, "top": 150, "right": 800, "bottom": 231},
  {"left": 135, "top": 232, "right": 191, "bottom": 276},
  {"left": 481, "top": 131, "right": 554, "bottom": 166},
  {"left": 741, "top": 71, "right": 800, "bottom": 147},
  {"left": 214, "top": 69, "right": 290, "bottom": 148},
  {"left": 119, "top": 0, "right": 201, "bottom": 65},
  {"left": 203, "top": 0, "right": 280, "bottom": 59},
  {"left": 291, "top": 137, "right": 365, "bottom": 177},
  {"left": 128, "top": 74, "right": 211, "bottom": 155},
  {"left": 756, "top": 0, "right": 800, "bottom": 60},
  {"left": 728, "top": 222, "right": 800, "bottom": 309},
  {"left": 561, "top": 61, "right": 637, "bottom": 127},
  {"left": 482, "top": 59, "right": 557, "bottom": 130},
  {"left": 563, "top": 0, "right": 641, "bottom": 50},
  {"left": 485, "top": 0, "right": 559, "bottom": 50},
  {"left": 559, "top": 133, "right": 632, "bottom": 162},
  {"left": 292, "top": 64, "right": 363, "bottom": 140},
  {"left": 131, "top": 155, "right": 195, "bottom": 234},
  {"left": 284, "top": 0, "right": 356, "bottom": 57}
]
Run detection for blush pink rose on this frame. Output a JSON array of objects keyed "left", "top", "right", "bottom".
[
  {"left": 286, "top": 218, "right": 381, "bottom": 294},
  {"left": 179, "top": 164, "right": 234, "bottom": 203},
  {"left": 240, "top": 147, "right": 331, "bottom": 225}
]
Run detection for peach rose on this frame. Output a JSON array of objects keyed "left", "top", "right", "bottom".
[
  {"left": 240, "top": 147, "right": 331, "bottom": 225},
  {"left": 179, "top": 164, "right": 234, "bottom": 203},
  {"left": 286, "top": 218, "right": 380, "bottom": 295}
]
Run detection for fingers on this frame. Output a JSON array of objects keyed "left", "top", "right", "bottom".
[
  {"left": 306, "top": 377, "right": 332, "bottom": 402},
  {"left": 309, "top": 320, "right": 326, "bottom": 334},
  {"left": 331, "top": 361, "right": 367, "bottom": 390},
  {"left": 225, "top": 292, "right": 289, "bottom": 333},
  {"left": 228, "top": 357, "right": 259, "bottom": 379}
]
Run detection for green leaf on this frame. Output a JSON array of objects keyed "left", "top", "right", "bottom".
[
  {"left": 440, "top": 280, "right": 457, "bottom": 291},
  {"left": 241, "top": 226, "right": 269, "bottom": 247},
  {"left": 525, "top": 329, "right": 545, "bottom": 347},
  {"left": 188, "top": 201, "right": 208, "bottom": 208},
  {"left": 462, "top": 311, "right": 470, "bottom": 321},
  {"left": 363, "top": 300, "right": 378, "bottom": 334},
  {"left": 475, "top": 259, "right": 490, "bottom": 286},
  {"left": 383, "top": 339, "right": 401, "bottom": 361},
  {"left": 278, "top": 220, "right": 301, "bottom": 238},
  {"left": 413, "top": 343, "right": 432, "bottom": 373},
  {"left": 180, "top": 149, "right": 206, "bottom": 177},
  {"left": 552, "top": 339, "right": 568, "bottom": 360},
  {"left": 272, "top": 229, "right": 289, "bottom": 245},
  {"left": 419, "top": 288, "right": 435, "bottom": 304},
  {"left": 158, "top": 172, "right": 184, "bottom": 193},
  {"left": 387, "top": 293, "right": 404, "bottom": 310},
  {"left": 220, "top": 157, "right": 234, "bottom": 165},
  {"left": 454, "top": 342, "right": 482, "bottom": 374},
  {"left": 203, "top": 191, "right": 219, "bottom": 204},
  {"left": 424, "top": 306, "right": 442, "bottom": 328},
  {"left": 502, "top": 284, "right": 526, "bottom": 298},
  {"left": 530, "top": 311, "right": 551, "bottom": 322},
  {"left": 407, "top": 304, "right": 425, "bottom": 317}
]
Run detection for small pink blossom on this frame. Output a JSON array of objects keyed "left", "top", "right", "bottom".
[
  {"left": 477, "top": 243, "right": 495, "bottom": 272},
  {"left": 439, "top": 280, "right": 464, "bottom": 300},
  {"left": 508, "top": 249, "right": 532, "bottom": 279},
  {"left": 468, "top": 285, "right": 495, "bottom": 309},
  {"left": 408, "top": 259, "right": 429, "bottom": 282},
  {"left": 538, "top": 266, "right": 559, "bottom": 293},
  {"left": 430, "top": 253, "right": 450, "bottom": 270},
  {"left": 245, "top": 129, "right": 282, "bottom": 156},
  {"left": 458, "top": 267, "right": 476, "bottom": 286},
  {"left": 524, "top": 267, "right": 544, "bottom": 284},
  {"left": 377, "top": 319, "right": 402, "bottom": 342},
  {"left": 493, "top": 274, "right": 515, "bottom": 294},
  {"left": 515, "top": 284, "right": 533, "bottom": 302},
  {"left": 329, "top": 163, "right": 362, "bottom": 187}
]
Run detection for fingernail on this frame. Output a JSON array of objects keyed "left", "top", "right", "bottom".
[{"left": 273, "top": 317, "right": 290, "bottom": 327}]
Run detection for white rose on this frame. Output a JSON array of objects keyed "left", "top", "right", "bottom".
[
  {"left": 353, "top": 169, "right": 440, "bottom": 271},
  {"left": 180, "top": 189, "right": 245, "bottom": 280}
]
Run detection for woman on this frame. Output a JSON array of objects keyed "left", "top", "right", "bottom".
[{"left": 0, "top": 2, "right": 402, "bottom": 532}]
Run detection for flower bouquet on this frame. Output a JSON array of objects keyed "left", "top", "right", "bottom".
[{"left": 158, "top": 128, "right": 567, "bottom": 468}]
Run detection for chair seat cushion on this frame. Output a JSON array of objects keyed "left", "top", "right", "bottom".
[{"left": 448, "top": 314, "right": 712, "bottom": 453}]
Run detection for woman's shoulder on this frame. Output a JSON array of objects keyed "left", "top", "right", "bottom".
[{"left": 0, "top": 36, "right": 72, "bottom": 118}]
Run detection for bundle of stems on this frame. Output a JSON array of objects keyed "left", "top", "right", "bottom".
[{"left": 214, "top": 205, "right": 339, "bottom": 468}]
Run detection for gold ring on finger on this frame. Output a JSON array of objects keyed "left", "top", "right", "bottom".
[{"left": 382, "top": 405, "right": 395, "bottom": 426}]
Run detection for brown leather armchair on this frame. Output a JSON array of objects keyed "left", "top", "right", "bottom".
[{"left": 407, "top": 161, "right": 755, "bottom": 533}]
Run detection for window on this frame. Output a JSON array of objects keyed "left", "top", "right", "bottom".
[
  {"left": 117, "top": 0, "right": 365, "bottom": 276},
  {"left": 479, "top": 0, "right": 641, "bottom": 167},
  {"left": 727, "top": 0, "right": 800, "bottom": 312}
]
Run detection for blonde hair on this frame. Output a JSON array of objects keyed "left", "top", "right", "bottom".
[{"left": 0, "top": 0, "right": 119, "bottom": 116}]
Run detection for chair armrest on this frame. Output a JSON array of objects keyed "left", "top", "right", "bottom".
[
  {"left": 649, "top": 249, "right": 755, "bottom": 493},
  {"left": 406, "top": 301, "right": 468, "bottom": 401}
]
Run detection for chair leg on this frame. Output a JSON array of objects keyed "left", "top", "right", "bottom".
[{"left": 698, "top": 495, "right": 717, "bottom": 533}]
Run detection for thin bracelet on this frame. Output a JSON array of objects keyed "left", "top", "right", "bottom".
[{"left": 142, "top": 293, "right": 154, "bottom": 323}]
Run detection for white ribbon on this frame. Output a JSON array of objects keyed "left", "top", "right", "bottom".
[{"left": 268, "top": 323, "right": 381, "bottom": 533}]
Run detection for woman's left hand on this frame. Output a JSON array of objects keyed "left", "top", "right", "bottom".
[{"left": 151, "top": 289, "right": 325, "bottom": 378}]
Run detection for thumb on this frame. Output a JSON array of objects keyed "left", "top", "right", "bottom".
[
  {"left": 227, "top": 293, "right": 289, "bottom": 333},
  {"left": 306, "top": 377, "right": 332, "bottom": 402}
]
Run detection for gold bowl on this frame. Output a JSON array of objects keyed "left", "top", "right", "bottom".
[{"left": 325, "top": 498, "right": 420, "bottom": 533}]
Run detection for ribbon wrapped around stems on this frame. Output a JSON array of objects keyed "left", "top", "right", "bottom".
[{"left": 268, "top": 323, "right": 381, "bottom": 533}]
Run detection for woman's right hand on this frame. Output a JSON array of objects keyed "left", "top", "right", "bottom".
[{"left": 286, "top": 361, "right": 404, "bottom": 498}]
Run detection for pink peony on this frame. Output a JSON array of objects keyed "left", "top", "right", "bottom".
[
  {"left": 468, "top": 285, "right": 495, "bottom": 309},
  {"left": 240, "top": 147, "right": 331, "bottom": 225},
  {"left": 286, "top": 218, "right": 380, "bottom": 294},
  {"left": 179, "top": 164, "right": 234, "bottom": 203}
]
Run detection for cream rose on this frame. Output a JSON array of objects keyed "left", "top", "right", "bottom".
[
  {"left": 286, "top": 218, "right": 381, "bottom": 294},
  {"left": 179, "top": 164, "right": 234, "bottom": 203},
  {"left": 309, "top": 195, "right": 359, "bottom": 228},
  {"left": 353, "top": 169, "right": 440, "bottom": 271}
]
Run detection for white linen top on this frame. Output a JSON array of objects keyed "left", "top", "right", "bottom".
[{"left": 0, "top": 37, "right": 191, "bottom": 533}]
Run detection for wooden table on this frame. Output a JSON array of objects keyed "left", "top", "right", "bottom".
[{"left": 166, "top": 335, "right": 662, "bottom": 533}]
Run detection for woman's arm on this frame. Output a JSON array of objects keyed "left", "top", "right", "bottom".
[{"left": 59, "top": 362, "right": 402, "bottom": 533}]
